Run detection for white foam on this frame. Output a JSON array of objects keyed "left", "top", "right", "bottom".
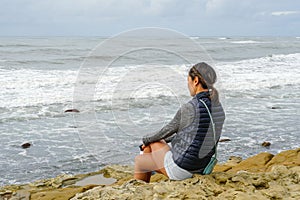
[
  {"left": 216, "top": 53, "right": 300, "bottom": 91},
  {"left": 231, "top": 40, "right": 262, "bottom": 44},
  {"left": 94, "top": 53, "right": 300, "bottom": 100},
  {"left": 1, "top": 53, "right": 299, "bottom": 110},
  {"left": 93, "top": 64, "right": 189, "bottom": 101},
  {"left": 218, "top": 37, "right": 228, "bottom": 40},
  {"left": 0, "top": 68, "right": 77, "bottom": 108}
]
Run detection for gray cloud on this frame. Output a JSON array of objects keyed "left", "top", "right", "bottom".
[
  {"left": 0, "top": 0, "right": 299, "bottom": 36},
  {"left": 271, "top": 11, "right": 300, "bottom": 16}
]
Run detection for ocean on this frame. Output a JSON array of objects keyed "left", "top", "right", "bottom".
[{"left": 0, "top": 35, "right": 299, "bottom": 186}]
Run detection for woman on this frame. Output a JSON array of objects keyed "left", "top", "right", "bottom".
[{"left": 134, "top": 62, "right": 225, "bottom": 182}]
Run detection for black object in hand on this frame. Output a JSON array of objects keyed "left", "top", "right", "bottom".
[{"left": 139, "top": 144, "right": 144, "bottom": 151}]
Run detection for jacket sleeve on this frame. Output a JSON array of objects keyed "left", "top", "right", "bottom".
[
  {"left": 164, "top": 134, "right": 176, "bottom": 143},
  {"left": 142, "top": 107, "right": 181, "bottom": 146},
  {"left": 142, "top": 102, "right": 194, "bottom": 146}
]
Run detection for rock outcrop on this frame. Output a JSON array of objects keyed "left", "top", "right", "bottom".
[
  {"left": 71, "top": 148, "right": 300, "bottom": 200},
  {"left": 1, "top": 148, "right": 299, "bottom": 200},
  {"left": 71, "top": 165, "right": 300, "bottom": 200}
]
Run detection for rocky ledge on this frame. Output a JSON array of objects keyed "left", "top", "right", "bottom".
[{"left": 1, "top": 148, "right": 299, "bottom": 200}]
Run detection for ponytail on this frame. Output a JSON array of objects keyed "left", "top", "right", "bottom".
[{"left": 207, "top": 85, "right": 219, "bottom": 104}]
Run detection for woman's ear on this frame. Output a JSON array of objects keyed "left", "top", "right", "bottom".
[{"left": 194, "top": 76, "right": 199, "bottom": 86}]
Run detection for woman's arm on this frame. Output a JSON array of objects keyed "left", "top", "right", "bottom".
[
  {"left": 164, "top": 134, "right": 176, "bottom": 143},
  {"left": 142, "top": 107, "right": 181, "bottom": 146},
  {"left": 142, "top": 102, "right": 195, "bottom": 146}
]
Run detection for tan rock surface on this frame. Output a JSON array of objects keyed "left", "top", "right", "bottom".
[
  {"left": 265, "top": 148, "right": 300, "bottom": 171},
  {"left": 71, "top": 148, "right": 300, "bottom": 200},
  {"left": 71, "top": 165, "right": 300, "bottom": 200},
  {"left": 30, "top": 185, "right": 97, "bottom": 200},
  {"left": 228, "top": 152, "right": 274, "bottom": 173},
  {"left": 1, "top": 148, "right": 299, "bottom": 200}
]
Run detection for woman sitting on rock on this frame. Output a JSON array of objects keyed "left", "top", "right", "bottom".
[{"left": 134, "top": 62, "right": 225, "bottom": 182}]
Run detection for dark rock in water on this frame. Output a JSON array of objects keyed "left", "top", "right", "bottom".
[
  {"left": 21, "top": 143, "right": 31, "bottom": 149},
  {"left": 219, "top": 138, "right": 231, "bottom": 142},
  {"left": 64, "top": 109, "right": 80, "bottom": 113},
  {"left": 68, "top": 125, "right": 77, "bottom": 128},
  {"left": 262, "top": 141, "right": 271, "bottom": 147},
  {"left": 271, "top": 106, "right": 281, "bottom": 109},
  {"left": 269, "top": 85, "right": 281, "bottom": 90}
]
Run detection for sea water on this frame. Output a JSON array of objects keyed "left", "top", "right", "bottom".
[{"left": 0, "top": 36, "right": 299, "bottom": 185}]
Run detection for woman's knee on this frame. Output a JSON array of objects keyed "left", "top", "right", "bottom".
[
  {"left": 150, "top": 140, "right": 170, "bottom": 152},
  {"left": 135, "top": 155, "right": 143, "bottom": 165},
  {"left": 134, "top": 154, "right": 155, "bottom": 173},
  {"left": 135, "top": 154, "right": 152, "bottom": 166}
]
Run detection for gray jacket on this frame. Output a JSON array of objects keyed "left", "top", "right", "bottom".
[{"left": 142, "top": 91, "right": 225, "bottom": 172}]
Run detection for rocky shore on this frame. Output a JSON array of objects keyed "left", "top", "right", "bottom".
[{"left": 1, "top": 148, "right": 299, "bottom": 200}]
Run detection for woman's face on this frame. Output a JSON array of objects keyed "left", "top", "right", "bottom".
[{"left": 188, "top": 75, "right": 196, "bottom": 96}]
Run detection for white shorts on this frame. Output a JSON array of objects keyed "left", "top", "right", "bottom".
[{"left": 164, "top": 150, "right": 193, "bottom": 180}]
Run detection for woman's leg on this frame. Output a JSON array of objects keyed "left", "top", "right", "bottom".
[
  {"left": 134, "top": 145, "right": 152, "bottom": 182},
  {"left": 148, "top": 141, "right": 170, "bottom": 176},
  {"left": 134, "top": 140, "right": 170, "bottom": 182}
]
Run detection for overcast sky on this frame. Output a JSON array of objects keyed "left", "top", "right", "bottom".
[{"left": 0, "top": 0, "right": 299, "bottom": 36}]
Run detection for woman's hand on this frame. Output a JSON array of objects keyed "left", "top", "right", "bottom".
[{"left": 139, "top": 144, "right": 146, "bottom": 151}]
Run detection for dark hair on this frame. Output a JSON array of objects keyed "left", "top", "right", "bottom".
[{"left": 188, "top": 62, "right": 219, "bottom": 104}]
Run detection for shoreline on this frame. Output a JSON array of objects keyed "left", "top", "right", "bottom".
[{"left": 1, "top": 148, "right": 299, "bottom": 200}]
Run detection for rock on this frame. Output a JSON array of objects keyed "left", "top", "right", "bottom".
[
  {"left": 30, "top": 185, "right": 96, "bottom": 200},
  {"left": 219, "top": 138, "right": 231, "bottom": 142},
  {"left": 29, "top": 174, "right": 80, "bottom": 189},
  {"left": 0, "top": 190, "right": 13, "bottom": 200},
  {"left": 213, "top": 156, "right": 242, "bottom": 172},
  {"left": 98, "top": 165, "right": 134, "bottom": 181},
  {"left": 21, "top": 142, "right": 31, "bottom": 149},
  {"left": 0, "top": 190, "right": 12, "bottom": 196},
  {"left": 216, "top": 189, "right": 269, "bottom": 200},
  {"left": 213, "top": 172, "right": 233, "bottom": 185},
  {"left": 260, "top": 184, "right": 287, "bottom": 200},
  {"left": 9, "top": 189, "right": 30, "bottom": 200},
  {"left": 2, "top": 148, "right": 300, "bottom": 200},
  {"left": 213, "top": 164, "right": 232, "bottom": 172},
  {"left": 290, "top": 166, "right": 300, "bottom": 175},
  {"left": 250, "top": 175, "right": 270, "bottom": 190},
  {"left": 226, "top": 156, "right": 243, "bottom": 166},
  {"left": 265, "top": 148, "right": 300, "bottom": 171},
  {"left": 269, "top": 165, "right": 290, "bottom": 178},
  {"left": 271, "top": 106, "right": 281, "bottom": 109},
  {"left": 261, "top": 141, "right": 271, "bottom": 147},
  {"left": 64, "top": 109, "right": 80, "bottom": 113},
  {"left": 153, "top": 185, "right": 168, "bottom": 194},
  {"left": 228, "top": 152, "right": 274, "bottom": 173},
  {"left": 150, "top": 173, "right": 168, "bottom": 183}
]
